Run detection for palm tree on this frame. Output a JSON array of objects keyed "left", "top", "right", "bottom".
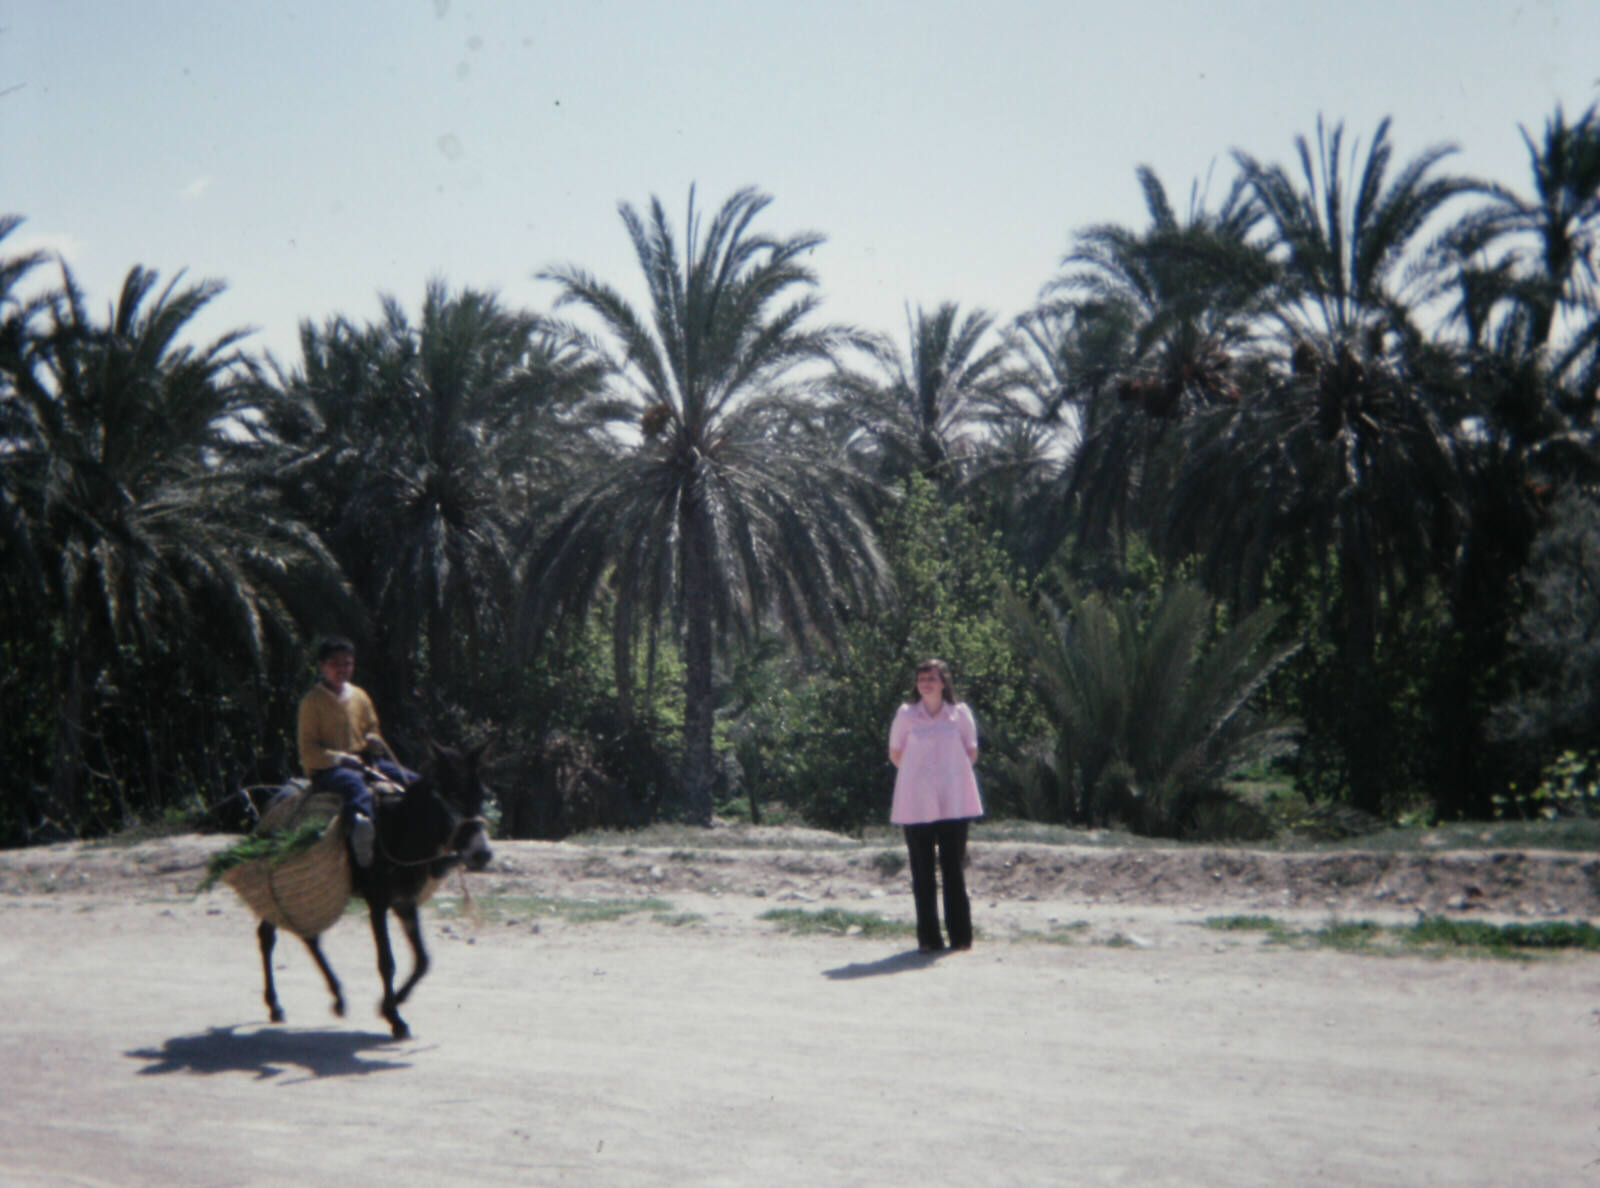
[
  {"left": 1, "top": 261, "right": 348, "bottom": 830},
  {"left": 1424, "top": 105, "right": 1600, "bottom": 815},
  {"left": 1041, "top": 165, "right": 1277, "bottom": 556},
  {"left": 524, "top": 186, "right": 890, "bottom": 824},
  {"left": 1443, "top": 103, "right": 1600, "bottom": 390},
  {"left": 0, "top": 214, "right": 47, "bottom": 335},
  {"left": 0, "top": 215, "right": 50, "bottom": 566},
  {"left": 829, "top": 302, "right": 1016, "bottom": 488},
  {"left": 1166, "top": 117, "right": 1476, "bottom": 814},
  {"left": 0, "top": 217, "right": 57, "bottom": 837},
  {"left": 1436, "top": 103, "right": 1600, "bottom": 507},
  {"left": 261, "top": 281, "right": 602, "bottom": 727},
  {"left": 1233, "top": 116, "right": 1473, "bottom": 348}
]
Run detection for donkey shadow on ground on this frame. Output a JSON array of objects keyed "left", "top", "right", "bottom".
[{"left": 126, "top": 1024, "right": 414, "bottom": 1081}]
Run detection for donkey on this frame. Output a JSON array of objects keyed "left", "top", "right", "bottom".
[{"left": 255, "top": 741, "right": 493, "bottom": 1039}]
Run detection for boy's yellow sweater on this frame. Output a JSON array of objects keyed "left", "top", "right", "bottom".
[{"left": 297, "top": 682, "right": 382, "bottom": 775}]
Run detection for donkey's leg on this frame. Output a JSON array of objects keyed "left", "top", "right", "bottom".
[
  {"left": 257, "top": 920, "right": 284, "bottom": 1023},
  {"left": 300, "top": 934, "right": 346, "bottom": 1018},
  {"left": 391, "top": 902, "right": 430, "bottom": 1006},
  {"left": 367, "top": 899, "right": 408, "bottom": 1039}
]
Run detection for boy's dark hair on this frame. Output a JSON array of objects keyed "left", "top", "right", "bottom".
[{"left": 316, "top": 636, "right": 356, "bottom": 663}]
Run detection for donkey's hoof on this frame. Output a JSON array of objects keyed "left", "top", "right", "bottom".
[
  {"left": 268, "top": 1008, "right": 285, "bottom": 1024},
  {"left": 331, "top": 999, "right": 346, "bottom": 1018},
  {"left": 390, "top": 1021, "right": 411, "bottom": 1040}
]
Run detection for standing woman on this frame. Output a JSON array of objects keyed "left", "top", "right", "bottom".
[{"left": 888, "top": 659, "right": 983, "bottom": 952}]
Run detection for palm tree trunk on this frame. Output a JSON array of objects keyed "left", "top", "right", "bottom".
[
  {"left": 47, "top": 645, "right": 87, "bottom": 833},
  {"left": 612, "top": 602, "right": 635, "bottom": 727},
  {"left": 1339, "top": 550, "right": 1386, "bottom": 818},
  {"left": 679, "top": 505, "right": 716, "bottom": 827}
]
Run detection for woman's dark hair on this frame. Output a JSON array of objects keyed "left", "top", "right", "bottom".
[
  {"left": 316, "top": 636, "right": 356, "bottom": 663},
  {"left": 907, "top": 658, "right": 957, "bottom": 706}
]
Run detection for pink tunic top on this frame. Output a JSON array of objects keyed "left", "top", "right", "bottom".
[{"left": 888, "top": 701, "right": 983, "bottom": 825}]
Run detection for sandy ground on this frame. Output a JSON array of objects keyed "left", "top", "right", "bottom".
[{"left": 0, "top": 833, "right": 1597, "bottom": 1186}]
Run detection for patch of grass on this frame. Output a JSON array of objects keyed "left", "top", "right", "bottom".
[
  {"left": 1013, "top": 920, "right": 1090, "bottom": 945},
  {"left": 1203, "top": 914, "right": 1600, "bottom": 959},
  {"left": 559, "top": 898, "right": 669, "bottom": 924},
  {"left": 1404, "top": 916, "right": 1600, "bottom": 956},
  {"left": 1282, "top": 817, "right": 1600, "bottom": 854},
  {"left": 968, "top": 820, "right": 1157, "bottom": 848},
  {"left": 568, "top": 824, "right": 865, "bottom": 850},
  {"left": 869, "top": 849, "right": 905, "bottom": 877},
  {"left": 1204, "top": 914, "right": 1280, "bottom": 931},
  {"left": 759, "top": 907, "right": 915, "bottom": 939},
  {"left": 1205, "top": 915, "right": 1300, "bottom": 945},
  {"left": 436, "top": 893, "right": 674, "bottom": 925},
  {"left": 653, "top": 912, "right": 706, "bottom": 927},
  {"left": 464, "top": 810, "right": 1600, "bottom": 854},
  {"left": 1317, "top": 920, "right": 1386, "bottom": 953}
]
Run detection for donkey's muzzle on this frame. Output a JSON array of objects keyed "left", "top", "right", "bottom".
[{"left": 452, "top": 818, "right": 493, "bottom": 871}]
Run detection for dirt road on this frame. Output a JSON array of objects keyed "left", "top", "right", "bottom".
[{"left": 0, "top": 834, "right": 1595, "bottom": 1186}]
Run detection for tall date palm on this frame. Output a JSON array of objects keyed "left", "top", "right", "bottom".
[
  {"left": 829, "top": 301, "right": 1015, "bottom": 488},
  {"left": 1444, "top": 102, "right": 1600, "bottom": 384},
  {"left": 263, "top": 281, "right": 601, "bottom": 718},
  {"left": 524, "top": 187, "right": 889, "bottom": 824},
  {"left": 1, "top": 261, "right": 346, "bottom": 829},
  {"left": 1044, "top": 166, "right": 1276, "bottom": 555},
  {"left": 1169, "top": 117, "right": 1475, "bottom": 814}
]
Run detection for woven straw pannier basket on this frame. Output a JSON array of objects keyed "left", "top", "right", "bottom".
[{"left": 221, "top": 789, "right": 353, "bottom": 938}]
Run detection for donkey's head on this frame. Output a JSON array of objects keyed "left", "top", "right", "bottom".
[{"left": 428, "top": 740, "right": 494, "bottom": 872}]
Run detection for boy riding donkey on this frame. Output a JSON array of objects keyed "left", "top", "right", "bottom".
[{"left": 296, "top": 637, "right": 417, "bottom": 867}]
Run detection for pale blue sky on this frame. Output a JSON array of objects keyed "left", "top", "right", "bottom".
[{"left": 7, "top": 0, "right": 1600, "bottom": 362}]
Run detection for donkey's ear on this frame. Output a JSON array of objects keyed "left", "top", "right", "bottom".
[{"left": 468, "top": 739, "right": 493, "bottom": 766}]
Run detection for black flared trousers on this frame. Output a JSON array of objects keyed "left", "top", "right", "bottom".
[{"left": 903, "top": 819, "right": 972, "bottom": 950}]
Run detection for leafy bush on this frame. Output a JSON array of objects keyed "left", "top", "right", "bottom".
[
  {"left": 1493, "top": 749, "right": 1599, "bottom": 821},
  {"left": 746, "top": 475, "right": 1042, "bottom": 832}
]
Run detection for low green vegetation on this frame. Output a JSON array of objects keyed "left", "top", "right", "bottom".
[
  {"left": 1406, "top": 917, "right": 1600, "bottom": 955},
  {"left": 434, "top": 892, "right": 681, "bottom": 926},
  {"left": 1203, "top": 914, "right": 1285, "bottom": 935},
  {"left": 759, "top": 907, "right": 917, "bottom": 939},
  {"left": 572, "top": 825, "right": 867, "bottom": 851},
  {"left": 1203, "top": 914, "right": 1600, "bottom": 958},
  {"left": 565, "top": 813, "right": 1600, "bottom": 854},
  {"left": 1343, "top": 819, "right": 1600, "bottom": 854},
  {"left": 1004, "top": 919, "right": 1095, "bottom": 945},
  {"left": 869, "top": 849, "right": 905, "bottom": 877},
  {"left": 970, "top": 813, "right": 1600, "bottom": 853}
]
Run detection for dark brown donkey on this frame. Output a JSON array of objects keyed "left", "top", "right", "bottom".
[{"left": 256, "top": 742, "right": 493, "bottom": 1039}]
